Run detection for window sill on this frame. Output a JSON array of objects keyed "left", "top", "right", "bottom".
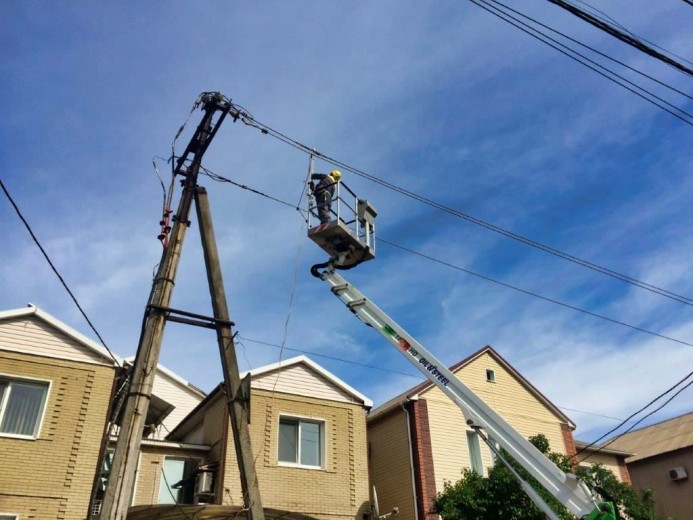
[
  {"left": 277, "top": 461, "right": 325, "bottom": 471},
  {"left": 0, "top": 432, "right": 38, "bottom": 440}
]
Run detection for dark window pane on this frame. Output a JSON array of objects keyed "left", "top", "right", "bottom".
[{"left": 279, "top": 420, "right": 298, "bottom": 463}]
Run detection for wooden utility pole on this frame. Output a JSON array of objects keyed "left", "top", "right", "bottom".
[
  {"left": 99, "top": 93, "right": 265, "bottom": 520},
  {"left": 195, "top": 186, "right": 264, "bottom": 518}
]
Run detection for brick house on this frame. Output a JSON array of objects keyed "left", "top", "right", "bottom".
[
  {"left": 160, "top": 355, "right": 373, "bottom": 519},
  {"left": 0, "top": 305, "right": 205, "bottom": 520},
  {"left": 0, "top": 305, "right": 374, "bottom": 519},
  {"left": 366, "top": 345, "right": 630, "bottom": 519},
  {"left": 0, "top": 305, "right": 119, "bottom": 520}
]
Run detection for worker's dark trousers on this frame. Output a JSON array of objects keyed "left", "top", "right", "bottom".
[{"left": 316, "top": 191, "right": 332, "bottom": 224}]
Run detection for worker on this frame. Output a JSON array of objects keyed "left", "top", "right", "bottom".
[{"left": 311, "top": 170, "right": 342, "bottom": 224}]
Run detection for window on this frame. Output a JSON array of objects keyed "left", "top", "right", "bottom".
[
  {"left": 0, "top": 376, "right": 49, "bottom": 438},
  {"left": 158, "top": 458, "right": 199, "bottom": 505},
  {"left": 0, "top": 515, "right": 19, "bottom": 520},
  {"left": 467, "top": 430, "right": 484, "bottom": 475},
  {"left": 278, "top": 417, "right": 324, "bottom": 468},
  {"left": 486, "top": 369, "right": 495, "bottom": 382}
]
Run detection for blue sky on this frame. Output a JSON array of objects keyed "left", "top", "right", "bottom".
[{"left": 2, "top": 1, "right": 691, "bottom": 445}]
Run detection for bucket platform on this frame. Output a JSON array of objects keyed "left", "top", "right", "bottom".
[{"left": 307, "top": 179, "right": 377, "bottom": 268}]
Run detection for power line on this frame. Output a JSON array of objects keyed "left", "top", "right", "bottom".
[
  {"left": 545, "top": 0, "right": 693, "bottom": 75},
  {"left": 234, "top": 114, "right": 693, "bottom": 307},
  {"left": 573, "top": 0, "right": 693, "bottom": 68},
  {"left": 239, "top": 337, "right": 679, "bottom": 426},
  {"left": 0, "top": 177, "right": 121, "bottom": 367},
  {"left": 208, "top": 172, "right": 692, "bottom": 461},
  {"left": 574, "top": 370, "right": 693, "bottom": 461},
  {"left": 238, "top": 335, "right": 420, "bottom": 378},
  {"left": 203, "top": 169, "right": 693, "bottom": 349},
  {"left": 380, "top": 239, "right": 693, "bottom": 347},
  {"left": 471, "top": 0, "right": 693, "bottom": 123},
  {"left": 487, "top": 0, "right": 693, "bottom": 102}
]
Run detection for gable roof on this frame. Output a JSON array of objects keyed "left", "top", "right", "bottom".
[
  {"left": 167, "top": 355, "right": 373, "bottom": 440},
  {"left": 606, "top": 411, "right": 693, "bottom": 462},
  {"left": 240, "top": 355, "right": 373, "bottom": 407},
  {"left": 368, "top": 345, "right": 574, "bottom": 428},
  {"left": 0, "top": 304, "right": 122, "bottom": 366}
]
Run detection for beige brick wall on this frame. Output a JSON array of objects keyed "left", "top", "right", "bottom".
[
  {"left": 130, "top": 445, "right": 207, "bottom": 506},
  {"left": 0, "top": 350, "right": 115, "bottom": 520},
  {"left": 217, "top": 390, "right": 370, "bottom": 519}
]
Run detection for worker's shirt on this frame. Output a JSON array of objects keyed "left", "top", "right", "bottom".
[{"left": 312, "top": 174, "right": 338, "bottom": 195}]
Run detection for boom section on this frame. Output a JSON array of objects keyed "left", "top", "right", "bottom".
[{"left": 317, "top": 267, "right": 599, "bottom": 519}]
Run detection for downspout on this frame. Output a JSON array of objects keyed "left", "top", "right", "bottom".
[{"left": 401, "top": 399, "right": 420, "bottom": 520}]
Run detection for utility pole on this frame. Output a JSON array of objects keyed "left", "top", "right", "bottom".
[{"left": 100, "top": 93, "right": 265, "bottom": 520}]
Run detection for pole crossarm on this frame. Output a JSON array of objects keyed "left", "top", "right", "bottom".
[{"left": 147, "top": 303, "right": 235, "bottom": 329}]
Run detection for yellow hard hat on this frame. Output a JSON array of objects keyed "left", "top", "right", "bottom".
[{"left": 330, "top": 170, "right": 342, "bottom": 180}]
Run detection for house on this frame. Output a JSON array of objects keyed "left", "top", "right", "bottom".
[
  {"left": 159, "top": 355, "right": 374, "bottom": 519},
  {"left": 0, "top": 304, "right": 374, "bottom": 519},
  {"left": 572, "top": 441, "right": 632, "bottom": 485},
  {"left": 366, "top": 345, "right": 629, "bottom": 519},
  {"left": 0, "top": 305, "right": 120, "bottom": 520},
  {"left": 606, "top": 412, "right": 693, "bottom": 520},
  {"left": 0, "top": 305, "right": 206, "bottom": 520}
]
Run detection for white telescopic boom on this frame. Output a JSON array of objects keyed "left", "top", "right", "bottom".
[{"left": 315, "top": 266, "right": 599, "bottom": 519}]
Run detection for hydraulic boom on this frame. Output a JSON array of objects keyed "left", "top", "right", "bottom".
[{"left": 311, "top": 262, "right": 615, "bottom": 520}]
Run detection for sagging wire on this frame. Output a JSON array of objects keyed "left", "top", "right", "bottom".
[
  {"left": 269, "top": 152, "right": 318, "bottom": 391},
  {"left": 198, "top": 164, "right": 308, "bottom": 217},
  {"left": 154, "top": 95, "right": 204, "bottom": 249},
  {"left": 160, "top": 466, "right": 195, "bottom": 520},
  {"left": 575, "top": 371, "right": 693, "bottom": 463},
  {"left": 152, "top": 156, "right": 175, "bottom": 248},
  {"left": 242, "top": 112, "right": 693, "bottom": 307}
]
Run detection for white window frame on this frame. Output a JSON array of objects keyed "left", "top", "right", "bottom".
[
  {"left": 0, "top": 513, "right": 20, "bottom": 520},
  {"left": 466, "top": 430, "right": 485, "bottom": 476},
  {"left": 0, "top": 373, "right": 51, "bottom": 440},
  {"left": 277, "top": 414, "right": 326, "bottom": 470}
]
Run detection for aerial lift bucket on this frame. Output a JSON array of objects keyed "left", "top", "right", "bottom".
[{"left": 306, "top": 162, "right": 377, "bottom": 269}]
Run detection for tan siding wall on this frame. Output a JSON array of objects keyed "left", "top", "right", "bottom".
[
  {"left": 252, "top": 365, "right": 358, "bottom": 404},
  {"left": 0, "top": 350, "right": 115, "bottom": 520},
  {"left": 215, "top": 390, "right": 369, "bottom": 519},
  {"left": 367, "top": 407, "right": 417, "bottom": 520},
  {"left": 423, "top": 353, "right": 567, "bottom": 491},
  {"left": 149, "top": 374, "right": 204, "bottom": 440},
  {"left": 577, "top": 452, "right": 626, "bottom": 482},
  {"left": 0, "top": 317, "right": 111, "bottom": 366}
]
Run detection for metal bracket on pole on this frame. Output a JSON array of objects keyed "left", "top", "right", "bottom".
[{"left": 147, "top": 304, "right": 235, "bottom": 329}]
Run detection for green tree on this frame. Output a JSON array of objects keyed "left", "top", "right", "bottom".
[{"left": 434, "top": 434, "right": 670, "bottom": 520}]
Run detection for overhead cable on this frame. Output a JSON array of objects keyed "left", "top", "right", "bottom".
[
  {"left": 545, "top": 0, "right": 693, "bottom": 75},
  {"left": 233, "top": 115, "right": 693, "bottom": 307},
  {"left": 574, "top": 370, "right": 693, "bottom": 460},
  {"left": 487, "top": 0, "right": 693, "bottom": 102},
  {"left": 212, "top": 174, "right": 692, "bottom": 458},
  {"left": 573, "top": 0, "right": 693, "bottom": 68},
  {"left": 202, "top": 169, "right": 693, "bottom": 348},
  {"left": 380, "top": 239, "right": 693, "bottom": 347},
  {"left": 471, "top": 0, "right": 693, "bottom": 124},
  {"left": 0, "top": 177, "right": 121, "bottom": 367}
]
